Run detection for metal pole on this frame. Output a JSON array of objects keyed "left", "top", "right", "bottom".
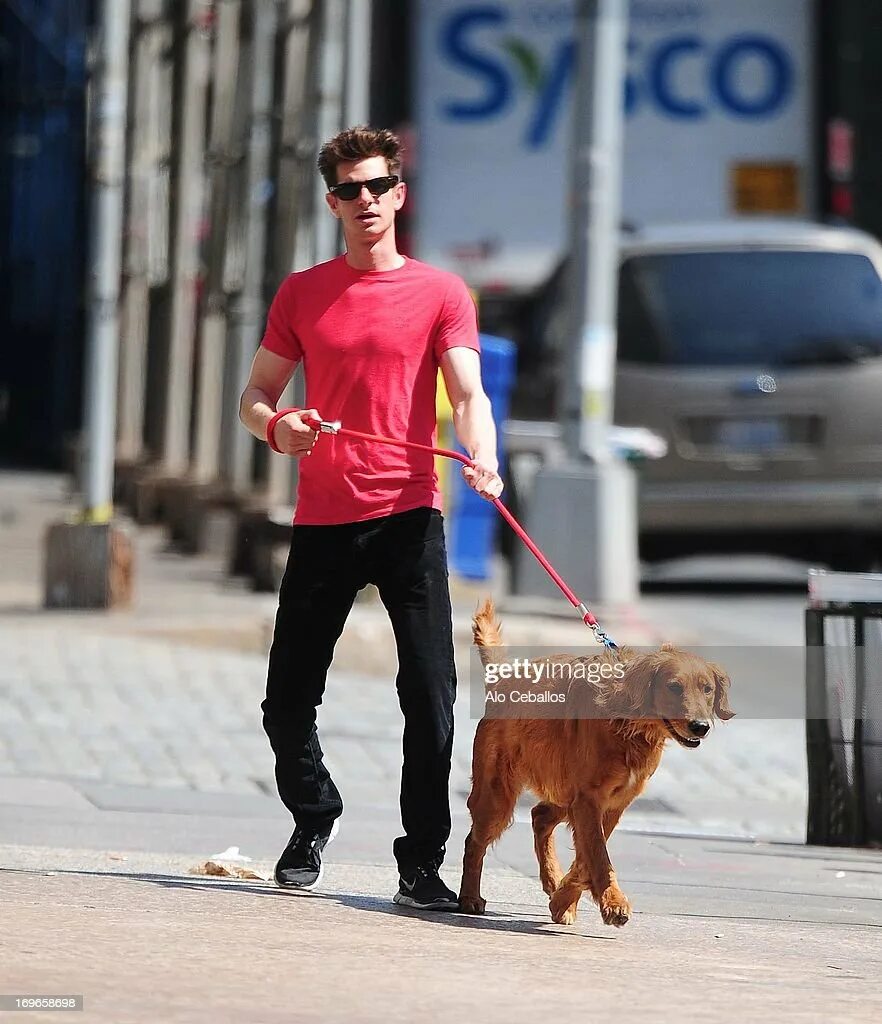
[
  {"left": 117, "top": 0, "right": 166, "bottom": 465},
  {"left": 290, "top": 1, "right": 322, "bottom": 271},
  {"left": 313, "top": 0, "right": 346, "bottom": 264},
  {"left": 514, "top": 0, "right": 637, "bottom": 607},
  {"left": 273, "top": 0, "right": 315, "bottom": 279},
  {"left": 265, "top": 0, "right": 314, "bottom": 509},
  {"left": 227, "top": 0, "right": 280, "bottom": 494},
  {"left": 82, "top": 0, "right": 132, "bottom": 520},
  {"left": 160, "top": 0, "right": 211, "bottom": 476},
  {"left": 117, "top": 6, "right": 148, "bottom": 464},
  {"left": 344, "top": 0, "right": 372, "bottom": 128},
  {"left": 563, "top": 0, "right": 629, "bottom": 463},
  {"left": 192, "top": 0, "right": 242, "bottom": 485}
]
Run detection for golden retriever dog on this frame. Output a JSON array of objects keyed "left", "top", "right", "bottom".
[{"left": 459, "top": 599, "right": 734, "bottom": 927}]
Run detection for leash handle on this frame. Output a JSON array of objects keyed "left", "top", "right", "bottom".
[{"left": 300, "top": 415, "right": 617, "bottom": 648}]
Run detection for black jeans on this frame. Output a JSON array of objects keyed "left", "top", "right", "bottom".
[{"left": 261, "top": 506, "right": 456, "bottom": 873}]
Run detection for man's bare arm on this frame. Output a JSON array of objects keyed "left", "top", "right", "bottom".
[
  {"left": 439, "top": 347, "right": 504, "bottom": 500},
  {"left": 238, "top": 347, "right": 318, "bottom": 457}
]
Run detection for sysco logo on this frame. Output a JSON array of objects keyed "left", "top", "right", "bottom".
[{"left": 439, "top": 6, "right": 795, "bottom": 148}]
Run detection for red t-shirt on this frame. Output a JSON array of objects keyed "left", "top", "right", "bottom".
[{"left": 261, "top": 255, "right": 480, "bottom": 525}]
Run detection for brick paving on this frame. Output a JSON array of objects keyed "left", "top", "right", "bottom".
[{"left": 0, "top": 470, "right": 808, "bottom": 840}]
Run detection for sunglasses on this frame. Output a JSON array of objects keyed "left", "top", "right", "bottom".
[{"left": 328, "top": 175, "right": 400, "bottom": 201}]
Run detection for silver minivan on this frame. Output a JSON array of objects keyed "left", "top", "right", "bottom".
[{"left": 614, "top": 221, "right": 882, "bottom": 567}]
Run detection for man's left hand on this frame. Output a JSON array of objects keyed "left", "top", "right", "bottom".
[{"left": 462, "top": 460, "right": 504, "bottom": 501}]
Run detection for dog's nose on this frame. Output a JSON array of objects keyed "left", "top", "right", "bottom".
[{"left": 687, "top": 720, "right": 710, "bottom": 738}]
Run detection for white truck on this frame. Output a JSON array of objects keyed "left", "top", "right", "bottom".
[{"left": 414, "top": 0, "right": 817, "bottom": 296}]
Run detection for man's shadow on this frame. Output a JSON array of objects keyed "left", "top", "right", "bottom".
[{"left": 3, "top": 866, "right": 617, "bottom": 941}]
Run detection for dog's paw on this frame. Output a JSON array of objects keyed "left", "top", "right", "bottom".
[
  {"left": 458, "top": 894, "right": 486, "bottom": 915},
  {"left": 549, "top": 889, "right": 578, "bottom": 925},
  {"left": 550, "top": 903, "right": 578, "bottom": 925},
  {"left": 599, "top": 888, "right": 631, "bottom": 927}
]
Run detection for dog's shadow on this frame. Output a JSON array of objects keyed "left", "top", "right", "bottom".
[{"left": 6, "top": 867, "right": 616, "bottom": 941}]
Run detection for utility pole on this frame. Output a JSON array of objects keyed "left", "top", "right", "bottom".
[
  {"left": 289, "top": 2, "right": 322, "bottom": 271},
  {"left": 264, "top": 0, "right": 351, "bottom": 510},
  {"left": 514, "top": 0, "right": 639, "bottom": 608},
  {"left": 273, "top": 0, "right": 315, "bottom": 279},
  {"left": 160, "top": 0, "right": 211, "bottom": 477},
  {"left": 226, "top": 0, "right": 280, "bottom": 494},
  {"left": 118, "top": 0, "right": 171, "bottom": 470},
  {"left": 193, "top": 0, "right": 242, "bottom": 487},
  {"left": 45, "top": 0, "right": 135, "bottom": 608},
  {"left": 265, "top": 0, "right": 314, "bottom": 511},
  {"left": 313, "top": 0, "right": 346, "bottom": 264},
  {"left": 117, "top": 3, "right": 151, "bottom": 468},
  {"left": 564, "top": 0, "right": 629, "bottom": 463},
  {"left": 344, "top": 0, "right": 372, "bottom": 128},
  {"left": 81, "top": 0, "right": 133, "bottom": 521}
]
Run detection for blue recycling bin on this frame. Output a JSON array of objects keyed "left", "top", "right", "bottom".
[{"left": 449, "top": 334, "right": 517, "bottom": 579}]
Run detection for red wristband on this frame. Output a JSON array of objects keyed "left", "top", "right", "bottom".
[{"left": 266, "top": 407, "right": 302, "bottom": 454}]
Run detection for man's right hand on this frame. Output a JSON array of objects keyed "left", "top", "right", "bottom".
[{"left": 272, "top": 408, "right": 321, "bottom": 457}]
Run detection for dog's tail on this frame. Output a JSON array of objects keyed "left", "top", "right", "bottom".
[{"left": 473, "top": 598, "right": 505, "bottom": 668}]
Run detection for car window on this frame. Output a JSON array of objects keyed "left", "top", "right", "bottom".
[{"left": 617, "top": 250, "right": 882, "bottom": 366}]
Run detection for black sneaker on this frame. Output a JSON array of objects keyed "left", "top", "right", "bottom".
[
  {"left": 274, "top": 819, "right": 339, "bottom": 890},
  {"left": 393, "top": 863, "right": 459, "bottom": 911}
]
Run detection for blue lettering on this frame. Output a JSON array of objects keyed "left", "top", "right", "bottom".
[
  {"left": 437, "top": 11, "right": 796, "bottom": 135},
  {"left": 651, "top": 36, "right": 706, "bottom": 119},
  {"left": 526, "top": 39, "right": 576, "bottom": 148},
  {"left": 714, "top": 35, "right": 793, "bottom": 118},
  {"left": 441, "top": 8, "right": 512, "bottom": 121}
]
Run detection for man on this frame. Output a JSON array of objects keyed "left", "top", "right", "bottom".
[{"left": 239, "top": 126, "right": 503, "bottom": 910}]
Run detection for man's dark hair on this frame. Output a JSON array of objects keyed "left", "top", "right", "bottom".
[{"left": 317, "top": 126, "right": 403, "bottom": 190}]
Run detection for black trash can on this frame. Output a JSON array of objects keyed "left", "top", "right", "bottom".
[{"left": 805, "top": 570, "right": 882, "bottom": 847}]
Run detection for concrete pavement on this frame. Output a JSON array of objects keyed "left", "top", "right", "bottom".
[
  {"left": 2, "top": 836, "right": 881, "bottom": 1024},
  {"left": 1, "top": 471, "right": 808, "bottom": 840},
  {"left": 4, "top": 469, "right": 877, "bottom": 1023}
]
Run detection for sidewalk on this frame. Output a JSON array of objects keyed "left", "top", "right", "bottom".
[
  {"left": 1, "top": 471, "right": 809, "bottom": 840},
  {"left": 4, "top": 470, "right": 872, "bottom": 1022},
  {"left": 2, "top": 834, "right": 881, "bottom": 1024}
]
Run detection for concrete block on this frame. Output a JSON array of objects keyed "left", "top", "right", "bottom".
[
  {"left": 230, "top": 508, "right": 292, "bottom": 590},
  {"left": 121, "top": 472, "right": 187, "bottom": 525},
  {"left": 158, "top": 479, "right": 192, "bottom": 544},
  {"left": 131, "top": 472, "right": 164, "bottom": 524},
  {"left": 44, "top": 522, "right": 134, "bottom": 609},
  {"left": 201, "top": 506, "right": 238, "bottom": 559},
  {"left": 512, "top": 459, "right": 639, "bottom": 606},
  {"left": 113, "top": 459, "right": 146, "bottom": 511},
  {"left": 155, "top": 478, "right": 192, "bottom": 532},
  {"left": 229, "top": 510, "right": 263, "bottom": 577},
  {"left": 164, "top": 481, "right": 239, "bottom": 556}
]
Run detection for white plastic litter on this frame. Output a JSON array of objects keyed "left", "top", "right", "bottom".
[{"left": 210, "top": 846, "right": 252, "bottom": 863}]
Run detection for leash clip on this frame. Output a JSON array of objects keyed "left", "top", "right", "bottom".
[
  {"left": 316, "top": 419, "right": 341, "bottom": 434},
  {"left": 578, "top": 603, "right": 618, "bottom": 649},
  {"left": 593, "top": 626, "right": 619, "bottom": 651}
]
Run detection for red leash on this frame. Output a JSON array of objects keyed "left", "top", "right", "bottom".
[{"left": 301, "top": 415, "right": 617, "bottom": 649}]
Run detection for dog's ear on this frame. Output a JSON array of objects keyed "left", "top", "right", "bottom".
[
  {"left": 622, "top": 653, "right": 661, "bottom": 717},
  {"left": 710, "top": 663, "right": 735, "bottom": 720}
]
